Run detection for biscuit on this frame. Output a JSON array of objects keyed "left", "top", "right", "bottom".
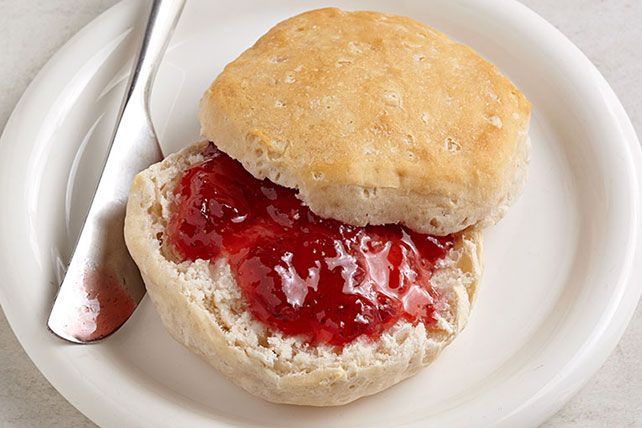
[
  {"left": 200, "top": 8, "right": 531, "bottom": 235},
  {"left": 124, "top": 141, "right": 483, "bottom": 406}
]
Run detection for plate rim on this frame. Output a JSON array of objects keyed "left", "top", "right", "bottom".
[{"left": 0, "top": 0, "right": 641, "bottom": 427}]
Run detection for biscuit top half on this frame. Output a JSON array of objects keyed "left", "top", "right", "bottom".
[{"left": 200, "top": 8, "right": 531, "bottom": 235}]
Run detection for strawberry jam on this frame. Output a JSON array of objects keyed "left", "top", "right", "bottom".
[{"left": 167, "top": 143, "right": 455, "bottom": 346}]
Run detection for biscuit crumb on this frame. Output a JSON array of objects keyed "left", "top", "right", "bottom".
[
  {"left": 383, "top": 91, "right": 401, "bottom": 107},
  {"left": 269, "top": 56, "right": 288, "bottom": 64},
  {"left": 348, "top": 41, "right": 363, "bottom": 54},
  {"left": 488, "top": 115, "right": 503, "bottom": 128},
  {"left": 444, "top": 137, "right": 461, "bottom": 152}
]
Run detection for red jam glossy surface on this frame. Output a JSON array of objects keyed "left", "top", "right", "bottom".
[{"left": 167, "top": 143, "right": 454, "bottom": 346}]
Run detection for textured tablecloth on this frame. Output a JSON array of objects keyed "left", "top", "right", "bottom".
[{"left": 0, "top": 1, "right": 640, "bottom": 426}]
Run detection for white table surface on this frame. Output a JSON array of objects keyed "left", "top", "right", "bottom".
[{"left": 0, "top": 1, "right": 640, "bottom": 427}]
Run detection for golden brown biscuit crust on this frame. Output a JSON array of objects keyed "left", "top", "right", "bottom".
[{"left": 200, "top": 8, "right": 531, "bottom": 234}]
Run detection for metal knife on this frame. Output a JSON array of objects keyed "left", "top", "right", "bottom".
[{"left": 48, "top": 0, "right": 186, "bottom": 343}]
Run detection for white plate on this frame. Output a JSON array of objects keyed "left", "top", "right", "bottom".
[{"left": 1, "top": 0, "right": 641, "bottom": 426}]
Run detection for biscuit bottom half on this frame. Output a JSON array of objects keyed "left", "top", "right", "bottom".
[{"left": 125, "top": 141, "right": 484, "bottom": 405}]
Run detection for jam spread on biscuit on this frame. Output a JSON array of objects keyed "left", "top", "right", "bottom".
[{"left": 167, "top": 143, "right": 454, "bottom": 346}]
